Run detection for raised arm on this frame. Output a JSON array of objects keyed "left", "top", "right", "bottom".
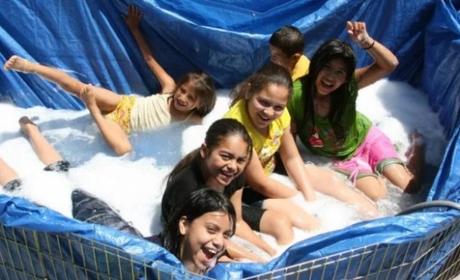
[
  {"left": 278, "top": 129, "right": 316, "bottom": 201},
  {"left": 347, "top": 21, "right": 399, "bottom": 89},
  {"left": 244, "top": 149, "right": 299, "bottom": 199},
  {"left": 125, "top": 5, "right": 176, "bottom": 93}
]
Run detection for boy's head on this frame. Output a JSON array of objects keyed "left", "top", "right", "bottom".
[{"left": 269, "top": 25, "right": 305, "bottom": 73}]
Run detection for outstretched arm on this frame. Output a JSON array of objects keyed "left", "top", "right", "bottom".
[
  {"left": 278, "top": 129, "right": 316, "bottom": 201},
  {"left": 244, "top": 149, "right": 299, "bottom": 199},
  {"left": 347, "top": 21, "right": 399, "bottom": 89},
  {"left": 125, "top": 5, "right": 176, "bottom": 93}
]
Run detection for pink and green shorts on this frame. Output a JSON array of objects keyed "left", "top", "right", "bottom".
[{"left": 333, "top": 126, "right": 403, "bottom": 184}]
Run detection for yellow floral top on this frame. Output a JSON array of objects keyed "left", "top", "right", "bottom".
[
  {"left": 105, "top": 94, "right": 172, "bottom": 133},
  {"left": 224, "top": 99, "right": 291, "bottom": 174}
]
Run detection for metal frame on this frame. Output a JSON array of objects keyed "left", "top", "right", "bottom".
[
  {"left": 1, "top": 201, "right": 459, "bottom": 280},
  {"left": 242, "top": 201, "right": 460, "bottom": 280},
  {"left": 0, "top": 224, "right": 209, "bottom": 280}
]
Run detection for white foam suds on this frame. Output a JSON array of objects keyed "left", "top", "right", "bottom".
[{"left": 0, "top": 79, "right": 447, "bottom": 259}]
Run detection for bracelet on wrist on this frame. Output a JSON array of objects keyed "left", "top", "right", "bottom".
[{"left": 363, "top": 40, "right": 375, "bottom": 50}]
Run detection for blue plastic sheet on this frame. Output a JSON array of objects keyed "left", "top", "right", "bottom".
[
  {"left": 422, "top": 0, "right": 460, "bottom": 137},
  {"left": 0, "top": 194, "right": 181, "bottom": 267},
  {"left": 1, "top": 0, "right": 460, "bottom": 279},
  {"left": 0, "top": 0, "right": 442, "bottom": 108}
]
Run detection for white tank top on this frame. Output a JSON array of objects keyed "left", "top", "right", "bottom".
[{"left": 129, "top": 94, "right": 172, "bottom": 132}]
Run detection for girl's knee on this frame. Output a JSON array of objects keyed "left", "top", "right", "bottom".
[
  {"left": 287, "top": 209, "right": 319, "bottom": 231},
  {"left": 368, "top": 188, "right": 387, "bottom": 201},
  {"left": 114, "top": 142, "right": 132, "bottom": 156},
  {"left": 357, "top": 177, "right": 387, "bottom": 201},
  {"left": 264, "top": 212, "right": 293, "bottom": 245},
  {"left": 273, "top": 215, "right": 294, "bottom": 245},
  {"left": 299, "top": 214, "right": 320, "bottom": 231}
]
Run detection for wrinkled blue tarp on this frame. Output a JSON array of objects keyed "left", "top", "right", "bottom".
[{"left": 1, "top": 0, "right": 460, "bottom": 279}]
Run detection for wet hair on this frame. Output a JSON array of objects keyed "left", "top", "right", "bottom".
[
  {"left": 161, "top": 188, "right": 236, "bottom": 259},
  {"left": 231, "top": 61, "right": 293, "bottom": 105},
  {"left": 301, "top": 39, "right": 357, "bottom": 140},
  {"left": 175, "top": 72, "right": 216, "bottom": 117},
  {"left": 167, "top": 118, "right": 253, "bottom": 183},
  {"left": 269, "top": 25, "right": 305, "bottom": 57}
]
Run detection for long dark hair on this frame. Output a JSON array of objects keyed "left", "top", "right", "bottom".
[
  {"left": 301, "top": 39, "right": 357, "bottom": 141},
  {"left": 161, "top": 188, "right": 236, "bottom": 259},
  {"left": 167, "top": 118, "right": 253, "bottom": 184},
  {"left": 175, "top": 72, "right": 216, "bottom": 117},
  {"left": 231, "top": 62, "right": 293, "bottom": 106}
]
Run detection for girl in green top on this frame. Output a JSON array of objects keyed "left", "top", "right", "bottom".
[{"left": 288, "top": 21, "right": 425, "bottom": 200}]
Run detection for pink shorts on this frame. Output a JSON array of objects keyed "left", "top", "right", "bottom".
[{"left": 333, "top": 126, "right": 403, "bottom": 183}]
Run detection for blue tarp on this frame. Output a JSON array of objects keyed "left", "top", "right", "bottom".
[{"left": 1, "top": 0, "right": 460, "bottom": 279}]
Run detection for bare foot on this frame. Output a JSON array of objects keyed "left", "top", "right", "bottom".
[
  {"left": 4, "top": 55, "right": 36, "bottom": 73},
  {"left": 80, "top": 84, "right": 97, "bottom": 108},
  {"left": 18, "top": 116, "right": 39, "bottom": 137}
]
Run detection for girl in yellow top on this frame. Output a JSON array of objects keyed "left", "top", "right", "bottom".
[
  {"left": 225, "top": 63, "right": 378, "bottom": 240},
  {"left": 4, "top": 5, "right": 215, "bottom": 156}
]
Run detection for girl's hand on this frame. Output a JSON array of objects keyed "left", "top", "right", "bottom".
[
  {"left": 346, "top": 21, "right": 373, "bottom": 49},
  {"left": 125, "top": 5, "right": 142, "bottom": 30},
  {"left": 302, "top": 188, "right": 316, "bottom": 201}
]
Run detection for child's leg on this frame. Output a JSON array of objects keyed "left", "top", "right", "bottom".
[
  {"left": 355, "top": 176, "right": 387, "bottom": 201},
  {"left": 259, "top": 209, "right": 294, "bottom": 245},
  {"left": 4, "top": 56, "right": 122, "bottom": 113},
  {"left": 263, "top": 198, "right": 319, "bottom": 232},
  {"left": 71, "top": 189, "right": 142, "bottom": 236},
  {"left": 235, "top": 217, "right": 276, "bottom": 256},
  {"left": 305, "top": 164, "right": 380, "bottom": 215},
  {"left": 224, "top": 240, "right": 268, "bottom": 263},
  {"left": 0, "top": 158, "right": 19, "bottom": 186},
  {"left": 19, "top": 116, "right": 63, "bottom": 166},
  {"left": 81, "top": 85, "right": 132, "bottom": 156},
  {"left": 381, "top": 132, "right": 425, "bottom": 193}
]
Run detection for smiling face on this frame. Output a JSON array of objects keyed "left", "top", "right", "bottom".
[
  {"left": 173, "top": 80, "right": 200, "bottom": 113},
  {"left": 315, "top": 58, "right": 348, "bottom": 97},
  {"left": 179, "top": 211, "right": 233, "bottom": 274},
  {"left": 246, "top": 83, "right": 290, "bottom": 134},
  {"left": 200, "top": 134, "right": 250, "bottom": 189}
]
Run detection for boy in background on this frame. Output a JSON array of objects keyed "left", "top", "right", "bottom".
[{"left": 269, "top": 26, "right": 309, "bottom": 81}]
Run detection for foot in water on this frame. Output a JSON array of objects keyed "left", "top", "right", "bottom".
[{"left": 4, "top": 55, "right": 36, "bottom": 73}]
